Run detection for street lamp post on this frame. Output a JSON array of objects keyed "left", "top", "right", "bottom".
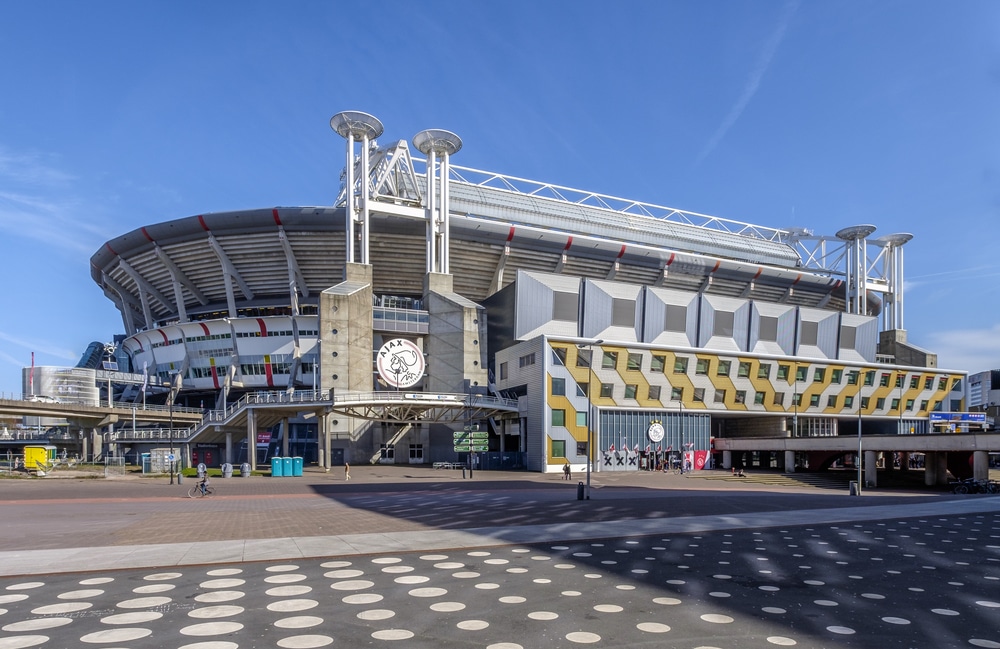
[
  {"left": 169, "top": 396, "right": 175, "bottom": 485},
  {"left": 578, "top": 338, "right": 604, "bottom": 499},
  {"left": 857, "top": 369, "right": 864, "bottom": 494}
]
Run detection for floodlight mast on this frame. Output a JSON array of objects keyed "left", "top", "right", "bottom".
[
  {"left": 331, "top": 111, "right": 384, "bottom": 265},
  {"left": 413, "top": 129, "right": 462, "bottom": 275}
]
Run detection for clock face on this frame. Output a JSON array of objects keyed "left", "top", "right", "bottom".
[{"left": 647, "top": 422, "right": 665, "bottom": 443}]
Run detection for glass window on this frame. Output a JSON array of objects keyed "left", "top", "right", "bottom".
[
  {"left": 952, "top": 378, "right": 963, "bottom": 391},
  {"left": 938, "top": 377, "right": 947, "bottom": 391},
  {"left": 844, "top": 395, "right": 854, "bottom": 408},
  {"left": 599, "top": 383, "right": 614, "bottom": 398},
  {"left": 895, "top": 374, "right": 904, "bottom": 388},
  {"left": 717, "top": 360, "right": 731, "bottom": 377},
  {"left": 499, "top": 362, "right": 508, "bottom": 380},
  {"left": 847, "top": 370, "right": 859, "bottom": 385},
  {"left": 576, "top": 349, "right": 592, "bottom": 368},
  {"left": 409, "top": 444, "right": 423, "bottom": 460},
  {"left": 576, "top": 441, "right": 588, "bottom": 456},
  {"left": 735, "top": 390, "right": 746, "bottom": 404},
  {"left": 910, "top": 376, "right": 919, "bottom": 389},
  {"left": 602, "top": 351, "right": 618, "bottom": 369},
  {"left": 674, "top": 357, "right": 689, "bottom": 373},
  {"left": 647, "top": 385, "right": 661, "bottom": 401},
  {"left": 519, "top": 353, "right": 536, "bottom": 368},
  {"left": 773, "top": 392, "right": 784, "bottom": 406},
  {"left": 626, "top": 353, "right": 642, "bottom": 371},
  {"left": 905, "top": 398, "right": 914, "bottom": 411},
  {"left": 795, "top": 365, "right": 808, "bottom": 382},
  {"left": 809, "top": 394, "right": 820, "bottom": 407},
  {"left": 861, "top": 396, "right": 871, "bottom": 409},
  {"left": 757, "top": 363, "right": 771, "bottom": 380},
  {"left": 813, "top": 368, "right": 825, "bottom": 383},
  {"left": 924, "top": 377, "right": 934, "bottom": 390},
  {"left": 552, "top": 347, "right": 567, "bottom": 366},
  {"left": 714, "top": 389, "right": 726, "bottom": 404},
  {"left": 624, "top": 384, "right": 638, "bottom": 399},
  {"left": 714, "top": 311, "right": 735, "bottom": 337},
  {"left": 650, "top": 355, "right": 665, "bottom": 372},
  {"left": 793, "top": 393, "right": 802, "bottom": 406},
  {"left": 864, "top": 371, "right": 876, "bottom": 386},
  {"left": 754, "top": 391, "right": 766, "bottom": 405},
  {"left": 831, "top": 369, "right": 843, "bottom": 384},
  {"left": 576, "top": 411, "right": 588, "bottom": 427},
  {"left": 612, "top": 298, "right": 636, "bottom": 327},
  {"left": 576, "top": 382, "right": 588, "bottom": 397},
  {"left": 693, "top": 388, "right": 705, "bottom": 402},
  {"left": 776, "top": 365, "right": 789, "bottom": 381},
  {"left": 696, "top": 358, "right": 710, "bottom": 375},
  {"left": 551, "top": 409, "right": 565, "bottom": 426},
  {"left": 891, "top": 398, "right": 900, "bottom": 411},
  {"left": 920, "top": 399, "right": 928, "bottom": 411},
  {"left": 551, "top": 377, "right": 565, "bottom": 396},
  {"left": 551, "top": 440, "right": 566, "bottom": 458},
  {"left": 827, "top": 395, "right": 837, "bottom": 408},
  {"left": 738, "top": 362, "right": 751, "bottom": 378},
  {"left": 876, "top": 397, "right": 885, "bottom": 409},
  {"left": 879, "top": 372, "right": 891, "bottom": 387},
  {"left": 670, "top": 387, "right": 684, "bottom": 401}
]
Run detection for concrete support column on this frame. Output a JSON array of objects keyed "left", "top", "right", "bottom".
[
  {"left": 935, "top": 452, "right": 950, "bottom": 486},
  {"left": 924, "top": 451, "right": 938, "bottom": 486},
  {"left": 899, "top": 451, "right": 910, "bottom": 471},
  {"left": 281, "top": 417, "right": 290, "bottom": 458},
  {"left": 92, "top": 430, "right": 103, "bottom": 461},
  {"left": 865, "top": 450, "right": 878, "bottom": 487},
  {"left": 247, "top": 408, "right": 256, "bottom": 471},
  {"left": 722, "top": 450, "right": 732, "bottom": 470},
  {"left": 322, "top": 416, "right": 331, "bottom": 471},
  {"left": 225, "top": 433, "right": 233, "bottom": 465},
  {"left": 973, "top": 450, "right": 990, "bottom": 481},
  {"left": 784, "top": 450, "right": 796, "bottom": 473},
  {"left": 82, "top": 431, "right": 90, "bottom": 463}
]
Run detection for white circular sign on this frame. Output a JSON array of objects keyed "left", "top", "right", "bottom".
[
  {"left": 376, "top": 338, "right": 425, "bottom": 388},
  {"left": 647, "top": 422, "right": 664, "bottom": 443}
]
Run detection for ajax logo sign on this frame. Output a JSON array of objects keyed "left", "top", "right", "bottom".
[{"left": 376, "top": 338, "right": 425, "bottom": 388}]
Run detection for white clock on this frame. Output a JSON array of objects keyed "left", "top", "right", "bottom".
[{"left": 647, "top": 422, "right": 664, "bottom": 443}]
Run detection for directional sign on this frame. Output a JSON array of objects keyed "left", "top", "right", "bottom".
[
  {"left": 453, "top": 444, "right": 489, "bottom": 452},
  {"left": 167, "top": 454, "right": 176, "bottom": 462}
]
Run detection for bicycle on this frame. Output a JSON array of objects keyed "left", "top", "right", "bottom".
[{"left": 187, "top": 477, "right": 214, "bottom": 498}]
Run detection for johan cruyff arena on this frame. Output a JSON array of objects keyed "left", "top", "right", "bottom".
[{"left": 88, "top": 110, "right": 970, "bottom": 479}]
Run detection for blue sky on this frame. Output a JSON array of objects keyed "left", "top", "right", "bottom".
[{"left": 1, "top": 0, "right": 998, "bottom": 397}]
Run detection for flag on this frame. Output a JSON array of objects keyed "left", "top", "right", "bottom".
[
  {"left": 645, "top": 444, "right": 651, "bottom": 454},
  {"left": 665, "top": 445, "right": 672, "bottom": 452},
  {"left": 684, "top": 442, "right": 694, "bottom": 449},
  {"left": 633, "top": 444, "right": 639, "bottom": 453},
  {"left": 141, "top": 361, "right": 149, "bottom": 393},
  {"left": 608, "top": 443, "right": 615, "bottom": 452},
  {"left": 656, "top": 444, "right": 662, "bottom": 453}
]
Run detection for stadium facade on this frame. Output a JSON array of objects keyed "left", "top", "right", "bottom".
[{"left": 85, "top": 111, "right": 968, "bottom": 476}]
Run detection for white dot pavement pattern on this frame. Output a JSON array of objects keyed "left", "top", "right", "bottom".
[{"left": 1, "top": 512, "right": 999, "bottom": 648}]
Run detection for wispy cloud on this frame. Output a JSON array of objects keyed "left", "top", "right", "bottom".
[
  {"left": 696, "top": 0, "right": 799, "bottom": 165},
  {"left": 925, "top": 324, "right": 1000, "bottom": 373}
]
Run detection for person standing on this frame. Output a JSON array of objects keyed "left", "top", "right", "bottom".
[
  {"left": 344, "top": 462, "right": 351, "bottom": 481},
  {"left": 563, "top": 461, "right": 571, "bottom": 480}
]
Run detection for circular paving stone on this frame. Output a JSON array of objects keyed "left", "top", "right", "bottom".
[
  {"left": 268, "top": 599, "right": 319, "bottom": 613},
  {"left": 637, "top": 622, "right": 670, "bottom": 633},
  {"left": 179, "top": 621, "right": 244, "bottom": 636},
  {"left": 357, "top": 610, "right": 395, "bottom": 621},
  {"left": 274, "top": 616, "right": 324, "bottom": 629},
  {"left": 276, "top": 635, "right": 334, "bottom": 648},
  {"left": 80, "top": 628, "right": 153, "bottom": 643},
  {"left": 565, "top": 631, "right": 601, "bottom": 643},
  {"left": 371, "top": 629, "right": 415, "bottom": 640}
]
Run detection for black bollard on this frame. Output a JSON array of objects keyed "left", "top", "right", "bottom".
[
  {"left": 462, "top": 467, "right": 466, "bottom": 479},
  {"left": 577, "top": 481, "right": 584, "bottom": 500}
]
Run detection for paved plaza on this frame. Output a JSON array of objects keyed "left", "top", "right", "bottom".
[{"left": 1, "top": 467, "right": 999, "bottom": 648}]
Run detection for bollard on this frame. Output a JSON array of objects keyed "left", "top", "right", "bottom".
[
  {"left": 462, "top": 467, "right": 466, "bottom": 479},
  {"left": 177, "top": 471, "right": 184, "bottom": 484},
  {"left": 577, "top": 481, "right": 584, "bottom": 500},
  {"left": 849, "top": 481, "right": 858, "bottom": 496}
]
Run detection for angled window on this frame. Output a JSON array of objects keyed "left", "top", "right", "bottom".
[
  {"left": 665, "top": 305, "right": 687, "bottom": 332},
  {"left": 879, "top": 372, "right": 891, "bottom": 387},
  {"left": 624, "top": 384, "right": 638, "bottom": 400},
  {"left": 551, "top": 439, "right": 566, "bottom": 458},
  {"left": 844, "top": 395, "right": 854, "bottom": 408},
  {"left": 693, "top": 388, "right": 705, "bottom": 402},
  {"left": 714, "top": 389, "right": 726, "bottom": 404},
  {"left": 713, "top": 311, "right": 735, "bottom": 337},
  {"left": 551, "top": 377, "right": 566, "bottom": 396},
  {"left": 576, "top": 349, "right": 592, "bottom": 368},
  {"left": 696, "top": 358, "right": 710, "bottom": 375},
  {"left": 670, "top": 387, "right": 684, "bottom": 401},
  {"left": 875, "top": 397, "right": 885, "bottom": 409},
  {"left": 648, "top": 385, "right": 662, "bottom": 401},
  {"left": 551, "top": 409, "right": 565, "bottom": 427},
  {"left": 813, "top": 368, "right": 825, "bottom": 383},
  {"left": 599, "top": 383, "right": 614, "bottom": 399},
  {"left": 757, "top": 363, "right": 771, "bottom": 380},
  {"left": 674, "top": 357, "right": 689, "bottom": 374},
  {"left": 758, "top": 316, "right": 778, "bottom": 342},
  {"left": 552, "top": 347, "right": 567, "bottom": 366},
  {"left": 847, "top": 370, "right": 859, "bottom": 386},
  {"left": 754, "top": 391, "right": 766, "bottom": 405},
  {"left": 601, "top": 351, "right": 618, "bottom": 369},
  {"left": 738, "top": 362, "right": 751, "bottom": 378},
  {"left": 809, "top": 394, "right": 820, "bottom": 407},
  {"left": 626, "top": 353, "right": 642, "bottom": 371},
  {"left": 831, "top": 369, "right": 843, "bottom": 384},
  {"left": 795, "top": 365, "right": 808, "bottom": 382},
  {"left": 801, "top": 320, "right": 819, "bottom": 346},
  {"left": 717, "top": 360, "right": 731, "bottom": 377},
  {"left": 773, "top": 392, "right": 784, "bottom": 406},
  {"left": 910, "top": 376, "right": 919, "bottom": 389},
  {"left": 777, "top": 365, "right": 789, "bottom": 381},
  {"left": 552, "top": 291, "right": 578, "bottom": 322},
  {"left": 827, "top": 395, "right": 837, "bottom": 408},
  {"left": 735, "top": 390, "right": 746, "bottom": 404},
  {"left": 650, "top": 355, "right": 665, "bottom": 372},
  {"left": 612, "top": 298, "right": 635, "bottom": 327}
]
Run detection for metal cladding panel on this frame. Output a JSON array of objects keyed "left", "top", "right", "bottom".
[
  {"left": 514, "top": 271, "right": 581, "bottom": 341},
  {"left": 839, "top": 312, "right": 878, "bottom": 363},
  {"left": 797, "top": 307, "right": 840, "bottom": 359},
  {"left": 698, "top": 295, "right": 750, "bottom": 353},
  {"left": 749, "top": 302, "right": 797, "bottom": 356},
  {"left": 495, "top": 338, "right": 546, "bottom": 472},
  {"left": 644, "top": 286, "right": 698, "bottom": 347},
  {"left": 581, "top": 279, "right": 642, "bottom": 343}
]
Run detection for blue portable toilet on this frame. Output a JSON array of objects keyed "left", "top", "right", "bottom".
[
  {"left": 271, "top": 456, "right": 284, "bottom": 477},
  {"left": 282, "top": 456, "right": 293, "bottom": 477},
  {"left": 292, "top": 456, "right": 303, "bottom": 477}
]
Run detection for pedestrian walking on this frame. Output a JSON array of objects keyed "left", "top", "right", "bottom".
[
  {"left": 563, "top": 461, "right": 571, "bottom": 480},
  {"left": 344, "top": 462, "right": 351, "bottom": 481}
]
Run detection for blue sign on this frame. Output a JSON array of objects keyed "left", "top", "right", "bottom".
[{"left": 929, "top": 412, "right": 986, "bottom": 423}]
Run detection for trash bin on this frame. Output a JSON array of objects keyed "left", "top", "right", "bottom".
[
  {"left": 197, "top": 463, "right": 207, "bottom": 478},
  {"left": 222, "top": 463, "right": 233, "bottom": 478},
  {"left": 849, "top": 480, "right": 859, "bottom": 496},
  {"left": 577, "top": 481, "right": 585, "bottom": 500},
  {"left": 282, "top": 457, "right": 293, "bottom": 477},
  {"left": 271, "top": 456, "right": 284, "bottom": 477},
  {"left": 240, "top": 462, "right": 251, "bottom": 477},
  {"left": 291, "top": 456, "right": 303, "bottom": 477}
]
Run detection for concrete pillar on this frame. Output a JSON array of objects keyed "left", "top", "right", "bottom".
[
  {"left": 322, "top": 415, "right": 331, "bottom": 471},
  {"left": 784, "top": 450, "right": 796, "bottom": 473},
  {"left": 722, "top": 450, "right": 732, "bottom": 470},
  {"left": 973, "top": 450, "right": 989, "bottom": 481},
  {"left": 82, "top": 431, "right": 90, "bottom": 463},
  {"left": 92, "top": 430, "right": 103, "bottom": 461},
  {"left": 865, "top": 450, "right": 878, "bottom": 487},
  {"left": 899, "top": 451, "right": 910, "bottom": 471},
  {"left": 924, "top": 451, "right": 938, "bottom": 486},
  {"left": 225, "top": 432, "right": 233, "bottom": 465},
  {"left": 247, "top": 408, "right": 256, "bottom": 471},
  {"left": 281, "top": 417, "right": 290, "bottom": 457}
]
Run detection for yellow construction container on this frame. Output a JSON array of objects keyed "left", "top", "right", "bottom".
[{"left": 24, "top": 445, "right": 58, "bottom": 470}]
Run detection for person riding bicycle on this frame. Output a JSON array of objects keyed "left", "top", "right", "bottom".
[{"left": 198, "top": 475, "right": 210, "bottom": 496}]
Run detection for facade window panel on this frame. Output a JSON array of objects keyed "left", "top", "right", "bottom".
[
  {"left": 831, "top": 369, "right": 843, "bottom": 383},
  {"left": 952, "top": 378, "right": 962, "bottom": 391},
  {"left": 920, "top": 399, "right": 928, "bottom": 411},
  {"left": 938, "top": 378, "right": 947, "bottom": 390},
  {"left": 551, "top": 377, "right": 566, "bottom": 396},
  {"left": 895, "top": 374, "right": 904, "bottom": 388},
  {"left": 738, "top": 362, "right": 751, "bottom": 378},
  {"left": 665, "top": 305, "right": 687, "bottom": 332},
  {"left": 793, "top": 393, "right": 802, "bottom": 406},
  {"left": 499, "top": 362, "right": 508, "bottom": 380},
  {"left": 714, "top": 389, "right": 726, "bottom": 403},
  {"left": 777, "top": 365, "right": 789, "bottom": 380},
  {"left": 713, "top": 311, "right": 735, "bottom": 337},
  {"left": 801, "top": 321, "right": 819, "bottom": 346},
  {"left": 875, "top": 397, "right": 884, "bottom": 409},
  {"left": 773, "top": 392, "right": 784, "bottom": 406},
  {"left": 910, "top": 376, "right": 919, "bottom": 389},
  {"left": 552, "top": 292, "right": 578, "bottom": 322},
  {"left": 864, "top": 371, "right": 876, "bottom": 386},
  {"left": 861, "top": 396, "right": 871, "bottom": 409},
  {"left": 717, "top": 360, "right": 731, "bottom": 377},
  {"left": 612, "top": 298, "right": 635, "bottom": 327},
  {"left": 670, "top": 387, "right": 683, "bottom": 401},
  {"left": 813, "top": 368, "right": 825, "bottom": 383},
  {"left": 552, "top": 347, "right": 567, "bottom": 366},
  {"left": 576, "top": 349, "right": 592, "bottom": 368},
  {"left": 951, "top": 399, "right": 962, "bottom": 410},
  {"left": 757, "top": 363, "right": 771, "bottom": 380},
  {"left": 674, "top": 357, "right": 689, "bottom": 374},
  {"left": 754, "top": 391, "right": 765, "bottom": 405},
  {"left": 759, "top": 316, "right": 778, "bottom": 342},
  {"left": 906, "top": 398, "right": 914, "bottom": 411},
  {"left": 924, "top": 377, "right": 934, "bottom": 390},
  {"left": 795, "top": 365, "right": 808, "bottom": 382},
  {"left": 827, "top": 395, "right": 837, "bottom": 407},
  {"left": 577, "top": 382, "right": 588, "bottom": 397},
  {"left": 809, "top": 394, "right": 820, "bottom": 407},
  {"left": 551, "top": 410, "right": 565, "bottom": 426},
  {"left": 650, "top": 355, "right": 665, "bottom": 372},
  {"left": 847, "top": 370, "right": 859, "bottom": 385},
  {"left": 735, "top": 390, "right": 746, "bottom": 404},
  {"left": 845, "top": 395, "right": 854, "bottom": 408},
  {"left": 696, "top": 358, "right": 710, "bottom": 375},
  {"left": 576, "top": 412, "right": 587, "bottom": 427},
  {"left": 648, "top": 385, "right": 661, "bottom": 401},
  {"left": 626, "top": 353, "right": 642, "bottom": 371},
  {"left": 599, "top": 383, "right": 614, "bottom": 398},
  {"left": 519, "top": 353, "right": 536, "bottom": 368},
  {"left": 602, "top": 351, "right": 618, "bottom": 369},
  {"left": 693, "top": 388, "right": 705, "bottom": 402},
  {"left": 576, "top": 441, "right": 588, "bottom": 456},
  {"left": 409, "top": 444, "right": 424, "bottom": 460},
  {"left": 880, "top": 373, "right": 891, "bottom": 387},
  {"left": 551, "top": 439, "right": 566, "bottom": 458},
  {"left": 838, "top": 325, "right": 855, "bottom": 349},
  {"left": 891, "top": 398, "right": 900, "bottom": 410},
  {"left": 624, "top": 384, "right": 638, "bottom": 399}
]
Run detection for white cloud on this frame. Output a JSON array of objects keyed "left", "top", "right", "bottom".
[
  {"left": 925, "top": 324, "right": 1000, "bottom": 373},
  {"left": 697, "top": 0, "right": 799, "bottom": 164}
]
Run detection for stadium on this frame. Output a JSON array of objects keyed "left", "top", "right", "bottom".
[{"left": 76, "top": 110, "right": 981, "bottom": 484}]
